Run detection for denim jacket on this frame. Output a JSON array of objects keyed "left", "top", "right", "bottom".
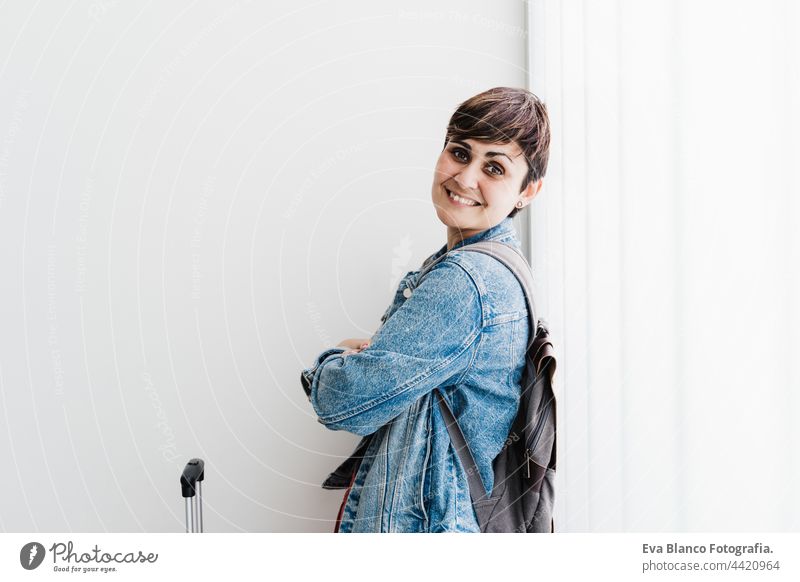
[{"left": 301, "top": 217, "right": 529, "bottom": 532}]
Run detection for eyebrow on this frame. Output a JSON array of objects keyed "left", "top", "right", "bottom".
[{"left": 450, "top": 139, "right": 517, "bottom": 165}]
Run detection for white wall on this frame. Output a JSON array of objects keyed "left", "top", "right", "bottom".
[
  {"left": 0, "top": 1, "right": 530, "bottom": 532},
  {"left": 528, "top": 0, "right": 800, "bottom": 531}
]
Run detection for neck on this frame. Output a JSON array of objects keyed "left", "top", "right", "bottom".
[{"left": 446, "top": 225, "right": 482, "bottom": 251}]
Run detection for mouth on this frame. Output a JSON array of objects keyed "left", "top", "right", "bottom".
[{"left": 445, "top": 187, "right": 481, "bottom": 207}]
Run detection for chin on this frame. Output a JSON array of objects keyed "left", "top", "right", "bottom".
[{"left": 432, "top": 203, "right": 459, "bottom": 228}]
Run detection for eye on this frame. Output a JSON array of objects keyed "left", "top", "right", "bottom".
[
  {"left": 487, "top": 163, "right": 504, "bottom": 176},
  {"left": 450, "top": 147, "right": 468, "bottom": 162}
]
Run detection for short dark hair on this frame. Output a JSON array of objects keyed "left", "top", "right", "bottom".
[{"left": 443, "top": 87, "right": 551, "bottom": 218}]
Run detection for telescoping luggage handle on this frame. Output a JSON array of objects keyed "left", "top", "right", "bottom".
[{"left": 181, "top": 458, "right": 205, "bottom": 533}]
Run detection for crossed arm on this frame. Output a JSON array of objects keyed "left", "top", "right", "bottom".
[{"left": 300, "top": 259, "right": 484, "bottom": 436}]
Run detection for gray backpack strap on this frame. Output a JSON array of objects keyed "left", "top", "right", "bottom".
[
  {"left": 431, "top": 240, "right": 540, "bottom": 504},
  {"left": 460, "top": 241, "right": 538, "bottom": 332},
  {"left": 435, "top": 390, "right": 491, "bottom": 502},
  {"left": 418, "top": 241, "right": 537, "bottom": 328}
]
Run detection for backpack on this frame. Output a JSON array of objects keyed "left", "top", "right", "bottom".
[{"left": 315, "top": 240, "right": 557, "bottom": 533}]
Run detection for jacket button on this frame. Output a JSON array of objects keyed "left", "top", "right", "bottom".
[{"left": 403, "top": 287, "right": 412, "bottom": 298}]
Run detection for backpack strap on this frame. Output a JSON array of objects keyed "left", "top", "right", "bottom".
[
  {"left": 416, "top": 241, "right": 537, "bottom": 327},
  {"left": 427, "top": 240, "right": 544, "bottom": 504},
  {"left": 435, "top": 390, "right": 491, "bottom": 502},
  {"left": 462, "top": 241, "right": 538, "bottom": 331}
]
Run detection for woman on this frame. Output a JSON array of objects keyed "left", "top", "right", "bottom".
[{"left": 301, "top": 86, "right": 551, "bottom": 533}]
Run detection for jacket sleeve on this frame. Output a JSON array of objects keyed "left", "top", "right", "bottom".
[
  {"left": 300, "top": 347, "right": 345, "bottom": 400},
  {"left": 301, "top": 258, "right": 484, "bottom": 436}
]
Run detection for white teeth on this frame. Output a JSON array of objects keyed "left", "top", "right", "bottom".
[{"left": 447, "top": 189, "right": 478, "bottom": 206}]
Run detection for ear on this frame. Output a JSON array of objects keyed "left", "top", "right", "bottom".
[{"left": 518, "top": 178, "right": 543, "bottom": 208}]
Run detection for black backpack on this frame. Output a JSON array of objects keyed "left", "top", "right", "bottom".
[{"left": 315, "top": 240, "right": 557, "bottom": 533}]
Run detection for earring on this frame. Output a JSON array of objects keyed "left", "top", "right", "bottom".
[{"left": 516, "top": 201, "right": 524, "bottom": 208}]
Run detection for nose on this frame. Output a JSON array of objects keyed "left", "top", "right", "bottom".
[{"left": 453, "top": 160, "right": 481, "bottom": 191}]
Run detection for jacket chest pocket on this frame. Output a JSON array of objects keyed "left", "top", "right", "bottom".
[{"left": 379, "top": 270, "right": 419, "bottom": 326}]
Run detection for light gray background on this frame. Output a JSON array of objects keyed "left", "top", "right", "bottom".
[{"left": 0, "top": 0, "right": 531, "bottom": 532}]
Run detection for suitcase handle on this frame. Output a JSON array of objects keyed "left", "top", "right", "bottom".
[
  {"left": 181, "top": 458, "right": 204, "bottom": 497},
  {"left": 180, "top": 458, "right": 205, "bottom": 532}
]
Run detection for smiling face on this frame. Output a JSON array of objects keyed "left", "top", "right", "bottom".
[{"left": 431, "top": 137, "right": 542, "bottom": 247}]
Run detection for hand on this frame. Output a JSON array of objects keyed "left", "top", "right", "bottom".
[{"left": 336, "top": 338, "right": 372, "bottom": 355}]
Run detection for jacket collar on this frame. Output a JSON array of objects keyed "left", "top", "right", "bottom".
[{"left": 423, "top": 217, "right": 521, "bottom": 268}]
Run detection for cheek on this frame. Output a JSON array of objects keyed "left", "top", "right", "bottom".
[
  {"left": 485, "top": 187, "right": 515, "bottom": 210},
  {"left": 434, "top": 155, "right": 455, "bottom": 177}
]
